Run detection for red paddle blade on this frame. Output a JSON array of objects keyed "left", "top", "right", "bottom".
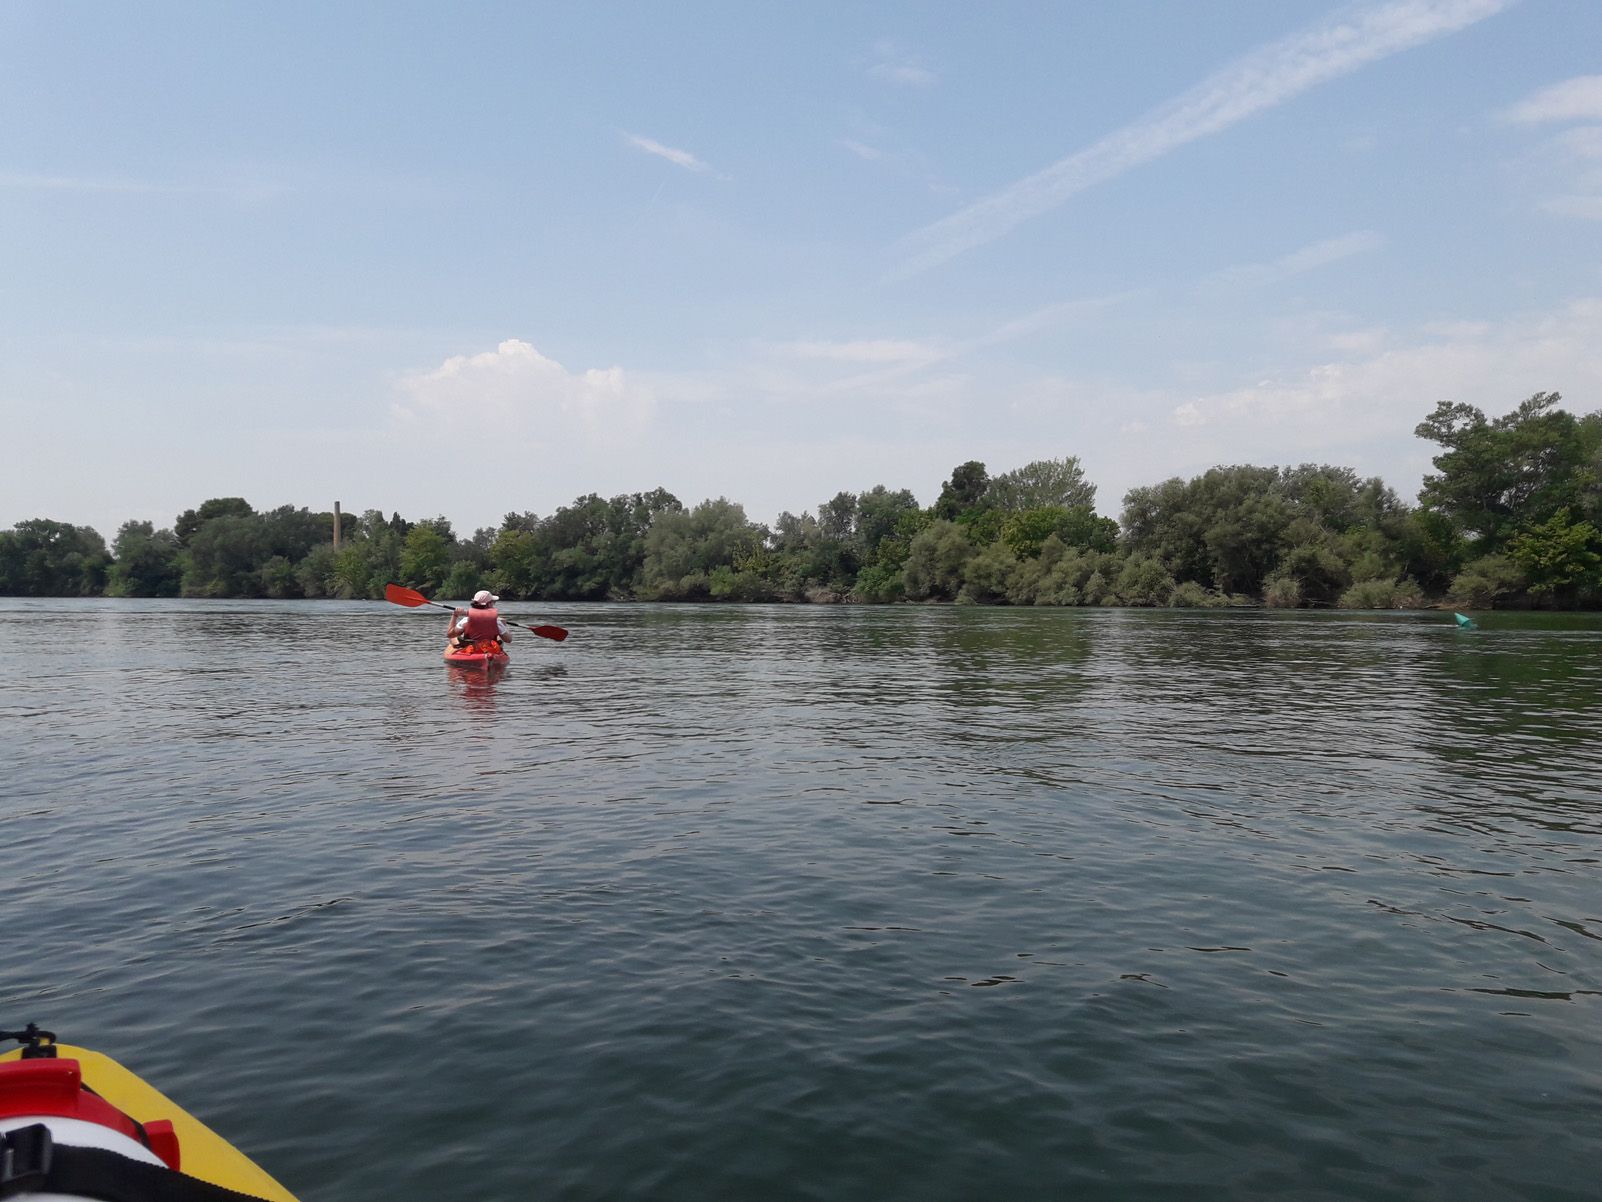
[
  {"left": 384, "top": 582, "right": 430, "bottom": 607},
  {"left": 530, "top": 624, "right": 568, "bottom": 642}
]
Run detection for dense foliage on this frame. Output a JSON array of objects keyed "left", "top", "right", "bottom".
[{"left": 4, "top": 396, "right": 1600, "bottom": 608}]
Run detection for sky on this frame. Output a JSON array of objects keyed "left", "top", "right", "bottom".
[{"left": 3, "top": 0, "right": 1601, "bottom": 541}]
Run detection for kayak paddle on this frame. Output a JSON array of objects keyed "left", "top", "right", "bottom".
[{"left": 384, "top": 582, "right": 569, "bottom": 641}]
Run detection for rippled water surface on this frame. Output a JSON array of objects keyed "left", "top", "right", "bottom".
[{"left": 4, "top": 600, "right": 1601, "bottom": 1201}]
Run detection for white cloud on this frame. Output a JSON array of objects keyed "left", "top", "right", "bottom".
[
  {"left": 1501, "top": 75, "right": 1602, "bottom": 124},
  {"left": 0, "top": 170, "right": 298, "bottom": 202},
  {"left": 1210, "top": 230, "right": 1385, "bottom": 288},
  {"left": 826, "top": 291, "right": 1137, "bottom": 394},
  {"left": 836, "top": 132, "right": 953, "bottom": 193},
  {"left": 1280, "top": 230, "right": 1386, "bottom": 273},
  {"left": 1507, "top": 113, "right": 1602, "bottom": 221},
  {"left": 1554, "top": 126, "right": 1602, "bottom": 159},
  {"left": 0, "top": 172, "right": 172, "bottom": 193},
  {"left": 891, "top": 0, "right": 1511, "bottom": 276},
  {"left": 771, "top": 338, "right": 943, "bottom": 364},
  {"left": 839, "top": 139, "right": 886, "bottom": 162},
  {"left": 622, "top": 133, "right": 719, "bottom": 175},
  {"left": 1327, "top": 327, "right": 1390, "bottom": 355},
  {"left": 1419, "top": 318, "right": 1492, "bottom": 338},
  {"left": 1544, "top": 194, "right": 1602, "bottom": 221},
  {"left": 395, "top": 339, "right": 654, "bottom": 443},
  {"left": 1160, "top": 299, "right": 1602, "bottom": 443},
  {"left": 867, "top": 42, "right": 937, "bottom": 87}
]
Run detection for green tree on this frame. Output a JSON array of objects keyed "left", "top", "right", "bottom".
[
  {"left": 295, "top": 545, "right": 340, "bottom": 597},
  {"left": 1415, "top": 392, "right": 1594, "bottom": 550},
  {"left": 1115, "top": 556, "right": 1176, "bottom": 606},
  {"left": 901, "top": 520, "right": 975, "bottom": 600},
  {"left": 989, "top": 456, "right": 1096, "bottom": 512},
  {"left": 400, "top": 524, "right": 454, "bottom": 595},
  {"left": 1121, "top": 477, "right": 1208, "bottom": 584},
  {"left": 258, "top": 505, "right": 330, "bottom": 563},
  {"left": 765, "top": 502, "right": 859, "bottom": 598},
  {"left": 106, "top": 521, "right": 182, "bottom": 597},
  {"left": 442, "top": 560, "right": 483, "bottom": 600},
  {"left": 180, "top": 514, "right": 271, "bottom": 596},
  {"left": 642, "top": 498, "right": 765, "bottom": 599},
  {"left": 1509, "top": 509, "right": 1602, "bottom": 601},
  {"left": 851, "top": 563, "right": 905, "bottom": 603},
  {"left": 1271, "top": 541, "right": 1352, "bottom": 607},
  {"left": 329, "top": 525, "right": 402, "bottom": 598},
  {"left": 1448, "top": 554, "right": 1526, "bottom": 609},
  {"left": 1037, "top": 545, "right": 1123, "bottom": 606},
  {"left": 933, "top": 461, "right": 990, "bottom": 520},
  {"left": 501, "top": 510, "right": 541, "bottom": 534},
  {"left": 1387, "top": 509, "right": 1463, "bottom": 597},
  {"left": 960, "top": 542, "right": 1019, "bottom": 603},
  {"left": 1001, "top": 508, "right": 1070, "bottom": 560},
  {"left": 1279, "top": 465, "right": 1396, "bottom": 534},
  {"left": 490, "top": 528, "right": 545, "bottom": 598},
  {"left": 0, "top": 520, "right": 110, "bottom": 595},
  {"left": 1003, "top": 505, "right": 1119, "bottom": 559},
  {"left": 853, "top": 486, "right": 920, "bottom": 559},
  {"left": 529, "top": 489, "right": 683, "bottom": 600},
  {"left": 258, "top": 555, "right": 300, "bottom": 599},
  {"left": 1122, "top": 464, "right": 1404, "bottom": 600},
  {"left": 818, "top": 491, "right": 857, "bottom": 542},
  {"left": 175, "top": 497, "right": 254, "bottom": 546},
  {"left": 1199, "top": 475, "right": 1292, "bottom": 595}
]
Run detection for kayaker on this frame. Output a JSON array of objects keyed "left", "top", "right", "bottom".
[{"left": 449, "top": 589, "right": 512, "bottom": 648}]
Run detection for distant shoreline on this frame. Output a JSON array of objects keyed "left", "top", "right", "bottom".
[{"left": 5, "top": 395, "right": 1600, "bottom": 611}]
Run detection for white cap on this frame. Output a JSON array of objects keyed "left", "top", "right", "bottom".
[{"left": 472, "top": 589, "right": 498, "bottom": 605}]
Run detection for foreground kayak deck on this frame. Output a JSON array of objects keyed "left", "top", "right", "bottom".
[
  {"left": 0, "top": 1041, "right": 300, "bottom": 1201},
  {"left": 443, "top": 641, "right": 510, "bottom": 668}
]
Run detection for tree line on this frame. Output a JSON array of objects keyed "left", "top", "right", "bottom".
[{"left": 4, "top": 393, "right": 1598, "bottom": 609}]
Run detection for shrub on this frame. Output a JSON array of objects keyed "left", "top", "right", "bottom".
[
  {"left": 1115, "top": 556, "right": 1176, "bottom": 606},
  {"left": 851, "top": 563, "right": 904, "bottom": 603},
  {"left": 1169, "top": 580, "right": 1226, "bottom": 607},
  {"left": 902, "top": 520, "right": 974, "bottom": 601},
  {"left": 1273, "top": 542, "right": 1352, "bottom": 606},
  {"left": 1082, "top": 569, "right": 1114, "bottom": 606},
  {"left": 1448, "top": 555, "right": 1526, "bottom": 609},
  {"left": 1338, "top": 578, "right": 1422, "bottom": 609},
  {"left": 962, "top": 542, "right": 1020, "bottom": 604},
  {"left": 1264, "top": 574, "right": 1302, "bottom": 608}
]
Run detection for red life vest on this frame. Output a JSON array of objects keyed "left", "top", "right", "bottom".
[{"left": 462, "top": 606, "right": 500, "bottom": 640}]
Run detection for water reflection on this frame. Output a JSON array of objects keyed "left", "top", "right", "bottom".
[{"left": 446, "top": 661, "right": 504, "bottom": 711}]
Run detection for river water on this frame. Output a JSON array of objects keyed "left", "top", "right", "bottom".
[{"left": 3, "top": 599, "right": 1600, "bottom": 1201}]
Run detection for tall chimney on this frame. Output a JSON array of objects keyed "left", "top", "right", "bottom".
[{"left": 333, "top": 501, "right": 342, "bottom": 548}]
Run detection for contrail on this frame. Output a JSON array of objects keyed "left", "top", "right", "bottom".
[{"left": 890, "top": 0, "right": 1514, "bottom": 278}]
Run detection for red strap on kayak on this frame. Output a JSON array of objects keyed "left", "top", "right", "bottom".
[{"left": 0, "top": 1059, "right": 180, "bottom": 1170}]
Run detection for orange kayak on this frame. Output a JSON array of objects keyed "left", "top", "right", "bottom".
[{"left": 443, "top": 639, "right": 509, "bottom": 668}]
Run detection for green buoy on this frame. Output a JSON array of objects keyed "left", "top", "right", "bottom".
[{"left": 1453, "top": 612, "right": 1477, "bottom": 630}]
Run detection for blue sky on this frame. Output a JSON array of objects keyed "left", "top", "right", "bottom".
[{"left": 3, "top": 0, "right": 1600, "bottom": 540}]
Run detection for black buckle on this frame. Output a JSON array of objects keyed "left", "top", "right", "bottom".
[
  {"left": 0, "top": 1025, "right": 57, "bottom": 1059},
  {"left": 0, "top": 1123, "right": 53, "bottom": 1197}
]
